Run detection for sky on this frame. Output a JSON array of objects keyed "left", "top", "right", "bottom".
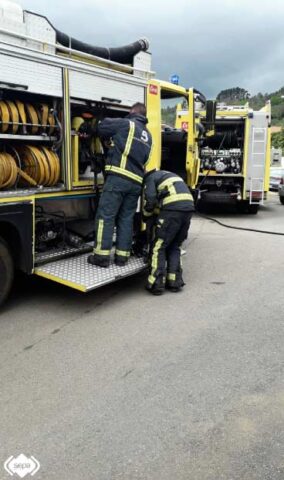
[{"left": 16, "top": 0, "right": 284, "bottom": 98}]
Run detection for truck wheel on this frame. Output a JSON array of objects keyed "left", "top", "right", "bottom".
[
  {"left": 247, "top": 204, "right": 259, "bottom": 215},
  {"left": 0, "top": 236, "right": 14, "bottom": 307},
  {"left": 236, "top": 201, "right": 247, "bottom": 214},
  {"left": 280, "top": 197, "right": 284, "bottom": 205}
]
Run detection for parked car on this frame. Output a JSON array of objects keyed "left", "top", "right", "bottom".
[
  {"left": 269, "top": 168, "right": 284, "bottom": 190},
  {"left": 279, "top": 174, "right": 284, "bottom": 205}
]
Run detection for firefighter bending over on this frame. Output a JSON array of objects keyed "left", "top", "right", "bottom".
[
  {"left": 88, "top": 103, "right": 152, "bottom": 268},
  {"left": 142, "top": 170, "right": 195, "bottom": 295}
]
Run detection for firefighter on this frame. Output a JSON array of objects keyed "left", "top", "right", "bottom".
[
  {"left": 142, "top": 170, "right": 195, "bottom": 295},
  {"left": 87, "top": 103, "right": 152, "bottom": 267}
]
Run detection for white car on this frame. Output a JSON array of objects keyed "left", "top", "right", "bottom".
[
  {"left": 269, "top": 168, "right": 284, "bottom": 191},
  {"left": 278, "top": 173, "right": 284, "bottom": 205}
]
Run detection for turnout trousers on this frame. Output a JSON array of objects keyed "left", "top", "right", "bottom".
[
  {"left": 94, "top": 175, "right": 141, "bottom": 262},
  {"left": 147, "top": 209, "right": 192, "bottom": 290}
]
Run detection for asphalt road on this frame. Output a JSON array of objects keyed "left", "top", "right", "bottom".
[{"left": 0, "top": 193, "right": 284, "bottom": 480}]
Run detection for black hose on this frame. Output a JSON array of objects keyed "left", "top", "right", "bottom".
[
  {"left": 195, "top": 212, "right": 284, "bottom": 236},
  {"left": 55, "top": 30, "right": 149, "bottom": 64}
]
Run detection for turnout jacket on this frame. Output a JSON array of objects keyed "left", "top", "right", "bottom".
[
  {"left": 98, "top": 114, "right": 152, "bottom": 185},
  {"left": 143, "top": 170, "right": 195, "bottom": 217}
]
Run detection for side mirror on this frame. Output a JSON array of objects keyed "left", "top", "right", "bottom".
[{"left": 205, "top": 100, "right": 217, "bottom": 130}]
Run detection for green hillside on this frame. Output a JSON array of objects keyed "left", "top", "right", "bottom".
[
  {"left": 217, "top": 86, "right": 284, "bottom": 126},
  {"left": 161, "top": 87, "right": 284, "bottom": 148},
  {"left": 217, "top": 87, "right": 284, "bottom": 148}
]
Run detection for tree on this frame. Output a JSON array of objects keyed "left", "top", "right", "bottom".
[
  {"left": 272, "top": 130, "right": 284, "bottom": 149},
  {"left": 217, "top": 87, "right": 250, "bottom": 103}
]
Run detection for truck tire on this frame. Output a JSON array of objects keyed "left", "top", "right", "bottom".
[
  {"left": 236, "top": 201, "right": 247, "bottom": 214},
  {"left": 238, "top": 201, "right": 259, "bottom": 214},
  {"left": 247, "top": 204, "right": 259, "bottom": 215},
  {"left": 0, "top": 236, "right": 14, "bottom": 307},
  {"left": 280, "top": 197, "right": 284, "bottom": 205}
]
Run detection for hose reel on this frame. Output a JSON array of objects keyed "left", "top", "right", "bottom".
[
  {"left": 0, "top": 100, "right": 58, "bottom": 135},
  {"left": 0, "top": 146, "right": 61, "bottom": 189}
]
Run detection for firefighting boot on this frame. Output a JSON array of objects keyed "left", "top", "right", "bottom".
[
  {"left": 87, "top": 254, "right": 110, "bottom": 268},
  {"left": 165, "top": 271, "right": 185, "bottom": 292},
  {"left": 114, "top": 256, "right": 128, "bottom": 267},
  {"left": 146, "top": 274, "right": 165, "bottom": 296}
]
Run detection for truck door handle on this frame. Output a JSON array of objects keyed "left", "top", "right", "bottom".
[
  {"left": 0, "top": 81, "right": 28, "bottom": 91},
  {"left": 101, "top": 96, "right": 122, "bottom": 104}
]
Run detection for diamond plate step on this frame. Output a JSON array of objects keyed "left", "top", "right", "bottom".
[
  {"left": 35, "top": 244, "right": 93, "bottom": 266},
  {"left": 34, "top": 253, "right": 146, "bottom": 292}
]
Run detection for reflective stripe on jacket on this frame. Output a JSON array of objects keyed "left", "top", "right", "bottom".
[
  {"left": 98, "top": 114, "right": 152, "bottom": 185},
  {"left": 143, "top": 170, "right": 195, "bottom": 215}
]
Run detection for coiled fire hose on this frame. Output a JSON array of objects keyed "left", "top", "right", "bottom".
[
  {"left": 0, "top": 100, "right": 60, "bottom": 189},
  {"left": 0, "top": 152, "right": 18, "bottom": 188},
  {"left": 0, "top": 146, "right": 60, "bottom": 189},
  {"left": 0, "top": 100, "right": 56, "bottom": 134}
]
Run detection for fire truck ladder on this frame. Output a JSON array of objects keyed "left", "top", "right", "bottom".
[{"left": 249, "top": 127, "right": 267, "bottom": 205}]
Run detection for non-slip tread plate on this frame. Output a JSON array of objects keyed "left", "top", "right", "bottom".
[
  {"left": 35, "top": 244, "right": 92, "bottom": 265},
  {"left": 35, "top": 254, "right": 146, "bottom": 291}
]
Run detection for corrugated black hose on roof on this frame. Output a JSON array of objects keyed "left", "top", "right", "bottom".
[{"left": 55, "top": 30, "right": 149, "bottom": 64}]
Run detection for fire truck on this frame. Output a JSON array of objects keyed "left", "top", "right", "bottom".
[
  {"left": 176, "top": 102, "right": 271, "bottom": 213},
  {"left": 0, "top": 0, "right": 210, "bottom": 306}
]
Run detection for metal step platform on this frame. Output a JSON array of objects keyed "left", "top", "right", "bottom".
[
  {"left": 35, "top": 243, "right": 93, "bottom": 266},
  {"left": 34, "top": 253, "right": 146, "bottom": 292}
]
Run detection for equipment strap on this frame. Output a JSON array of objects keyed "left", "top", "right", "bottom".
[{"left": 17, "top": 167, "right": 37, "bottom": 186}]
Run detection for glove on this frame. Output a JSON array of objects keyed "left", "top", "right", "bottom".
[{"left": 78, "top": 122, "right": 96, "bottom": 137}]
